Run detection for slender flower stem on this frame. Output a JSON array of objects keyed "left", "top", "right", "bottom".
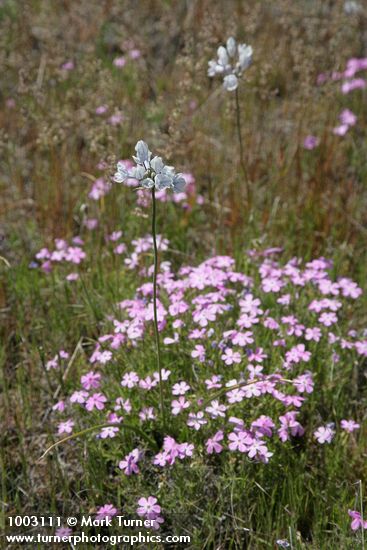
[
  {"left": 151, "top": 188, "right": 166, "bottom": 429},
  {"left": 360, "top": 480, "right": 365, "bottom": 550},
  {"left": 235, "top": 87, "right": 250, "bottom": 204},
  {"left": 38, "top": 422, "right": 158, "bottom": 461}
]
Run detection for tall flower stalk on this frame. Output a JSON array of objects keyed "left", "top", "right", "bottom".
[
  {"left": 114, "top": 141, "right": 186, "bottom": 427},
  {"left": 151, "top": 187, "right": 165, "bottom": 428},
  {"left": 208, "top": 36, "right": 253, "bottom": 203},
  {"left": 234, "top": 86, "right": 250, "bottom": 202}
]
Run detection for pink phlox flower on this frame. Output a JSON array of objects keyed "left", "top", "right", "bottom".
[
  {"left": 341, "top": 419, "right": 360, "bottom": 433},
  {"left": 85, "top": 392, "right": 107, "bottom": 411},
  {"left": 206, "top": 431, "right": 224, "bottom": 454},
  {"left": 187, "top": 411, "right": 207, "bottom": 430},
  {"left": 96, "top": 504, "right": 118, "bottom": 521},
  {"left": 81, "top": 371, "right": 101, "bottom": 390},
  {"left": 205, "top": 400, "right": 227, "bottom": 418},
  {"left": 119, "top": 448, "right": 141, "bottom": 475},
  {"left": 57, "top": 419, "right": 74, "bottom": 435},
  {"left": 314, "top": 424, "right": 335, "bottom": 444},
  {"left": 121, "top": 371, "right": 139, "bottom": 388},
  {"left": 348, "top": 510, "right": 367, "bottom": 531},
  {"left": 251, "top": 415, "right": 275, "bottom": 437},
  {"left": 171, "top": 396, "right": 191, "bottom": 415},
  {"left": 99, "top": 426, "right": 119, "bottom": 439}
]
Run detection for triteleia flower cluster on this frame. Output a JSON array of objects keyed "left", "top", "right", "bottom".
[
  {"left": 208, "top": 36, "right": 253, "bottom": 91},
  {"left": 114, "top": 140, "right": 186, "bottom": 192}
]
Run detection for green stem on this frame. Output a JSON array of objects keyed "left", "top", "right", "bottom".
[
  {"left": 38, "top": 422, "right": 157, "bottom": 461},
  {"left": 151, "top": 188, "right": 166, "bottom": 430},
  {"left": 360, "top": 480, "right": 365, "bottom": 550},
  {"left": 235, "top": 87, "right": 250, "bottom": 204}
]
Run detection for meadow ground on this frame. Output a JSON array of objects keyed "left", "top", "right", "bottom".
[{"left": 1, "top": 1, "right": 367, "bottom": 548}]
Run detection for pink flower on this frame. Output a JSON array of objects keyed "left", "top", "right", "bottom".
[
  {"left": 303, "top": 135, "right": 319, "bottom": 150},
  {"left": 57, "top": 419, "right": 74, "bottom": 435},
  {"left": 99, "top": 426, "right": 119, "bottom": 438},
  {"left": 70, "top": 390, "right": 89, "bottom": 404},
  {"left": 206, "top": 431, "right": 224, "bottom": 454},
  {"left": 81, "top": 371, "right": 101, "bottom": 391},
  {"left": 187, "top": 411, "right": 207, "bottom": 430},
  {"left": 121, "top": 371, "right": 139, "bottom": 388},
  {"left": 171, "top": 396, "right": 190, "bottom": 415},
  {"left": 314, "top": 425, "right": 335, "bottom": 444},
  {"left": 95, "top": 504, "right": 118, "bottom": 521},
  {"left": 85, "top": 393, "right": 107, "bottom": 411},
  {"left": 228, "top": 431, "right": 252, "bottom": 452},
  {"left": 339, "top": 109, "right": 357, "bottom": 126},
  {"left": 333, "top": 124, "right": 349, "bottom": 136},
  {"left": 61, "top": 60, "right": 74, "bottom": 71},
  {"left": 95, "top": 104, "right": 108, "bottom": 115},
  {"left": 137, "top": 496, "right": 161, "bottom": 519},
  {"left": 113, "top": 56, "right": 126, "bottom": 68},
  {"left": 129, "top": 49, "right": 141, "bottom": 59},
  {"left": 65, "top": 247, "right": 86, "bottom": 264},
  {"left": 66, "top": 272, "right": 79, "bottom": 281},
  {"left": 221, "top": 347, "right": 241, "bottom": 365},
  {"left": 340, "top": 419, "right": 360, "bottom": 433},
  {"left": 172, "top": 381, "right": 191, "bottom": 395},
  {"left": 119, "top": 449, "right": 140, "bottom": 475},
  {"left": 191, "top": 344, "right": 206, "bottom": 362},
  {"left": 348, "top": 510, "right": 367, "bottom": 531},
  {"left": 55, "top": 527, "right": 72, "bottom": 538}
]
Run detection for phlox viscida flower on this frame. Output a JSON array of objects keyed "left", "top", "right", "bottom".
[
  {"left": 348, "top": 510, "right": 367, "bottom": 530},
  {"left": 341, "top": 78, "right": 366, "bottom": 94},
  {"left": 247, "top": 439, "right": 273, "bottom": 463},
  {"left": 57, "top": 419, "right": 74, "bottom": 435},
  {"left": 340, "top": 419, "right": 360, "bottom": 433},
  {"left": 113, "top": 56, "right": 126, "bottom": 68},
  {"left": 172, "top": 381, "right": 191, "bottom": 395},
  {"left": 303, "top": 135, "right": 319, "bottom": 150},
  {"left": 251, "top": 416, "right": 275, "bottom": 438},
  {"left": 95, "top": 504, "right": 118, "bottom": 521},
  {"left": 65, "top": 247, "right": 86, "bottom": 264},
  {"left": 114, "top": 140, "right": 186, "bottom": 193},
  {"left": 206, "top": 431, "right": 224, "bottom": 454},
  {"left": 137, "top": 496, "right": 161, "bottom": 518},
  {"left": 121, "top": 371, "right": 139, "bottom": 388},
  {"left": 187, "top": 411, "right": 207, "bottom": 431},
  {"left": 70, "top": 390, "right": 88, "bottom": 404},
  {"left": 208, "top": 36, "right": 253, "bottom": 91},
  {"left": 55, "top": 527, "right": 72, "bottom": 538},
  {"left": 85, "top": 393, "right": 107, "bottom": 411},
  {"left": 278, "top": 412, "right": 304, "bottom": 442},
  {"left": 81, "top": 371, "right": 101, "bottom": 390},
  {"left": 228, "top": 430, "right": 254, "bottom": 453},
  {"left": 205, "top": 375, "right": 222, "bottom": 389},
  {"left": 314, "top": 425, "right": 335, "bottom": 444},
  {"left": 114, "top": 397, "right": 132, "bottom": 413},
  {"left": 205, "top": 400, "right": 227, "bottom": 419},
  {"left": 119, "top": 449, "right": 141, "bottom": 475},
  {"left": 139, "top": 407, "right": 156, "bottom": 422},
  {"left": 99, "top": 426, "right": 119, "bottom": 439},
  {"left": 191, "top": 344, "right": 206, "bottom": 362},
  {"left": 171, "top": 396, "right": 191, "bottom": 415},
  {"left": 52, "top": 401, "right": 65, "bottom": 412},
  {"left": 221, "top": 347, "right": 241, "bottom": 365}
]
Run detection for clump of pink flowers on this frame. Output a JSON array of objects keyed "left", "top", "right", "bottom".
[{"left": 45, "top": 239, "right": 365, "bottom": 488}]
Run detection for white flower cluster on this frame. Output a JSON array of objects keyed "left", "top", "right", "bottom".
[
  {"left": 208, "top": 36, "right": 253, "bottom": 91},
  {"left": 114, "top": 141, "right": 186, "bottom": 192}
]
